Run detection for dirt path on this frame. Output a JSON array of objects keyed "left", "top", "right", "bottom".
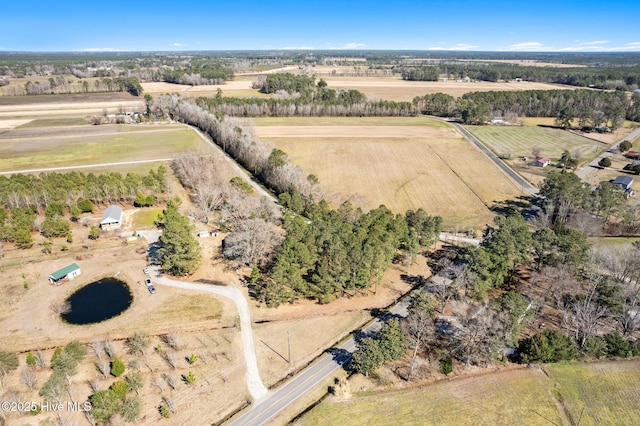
[{"left": 139, "top": 231, "right": 269, "bottom": 401}]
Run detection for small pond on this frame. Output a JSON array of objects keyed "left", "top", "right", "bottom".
[{"left": 61, "top": 278, "right": 133, "bottom": 325}]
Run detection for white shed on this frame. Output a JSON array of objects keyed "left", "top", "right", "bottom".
[{"left": 100, "top": 205, "right": 124, "bottom": 230}]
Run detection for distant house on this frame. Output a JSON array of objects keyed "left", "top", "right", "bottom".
[
  {"left": 100, "top": 205, "right": 123, "bottom": 230},
  {"left": 49, "top": 263, "right": 81, "bottom": 285},
  {"left": 612, "top": 175, "right": 634, "bottom": 190},
  {"left": 533, "top": 157, "right": 551, "bottom": 167}
]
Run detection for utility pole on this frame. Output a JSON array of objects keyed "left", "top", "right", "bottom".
[{"left": 287, "top": 329, "right": 292, "bottom": 367}]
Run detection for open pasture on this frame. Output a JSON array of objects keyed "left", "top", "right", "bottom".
[
  {"left": 544, "top": 361, "right": 640, "bottom": 425},
  {"left": 298, "top": 367, "right": 562, "bottom": 426},
  {"left": 0, "top": 123, "right": 209, "bottom": 173},
  {"left": 298, "top": 360, "right": 640, "bottom": 426},
  {"left": 254, "top": 117, "right": 521, "bottom": 229}
]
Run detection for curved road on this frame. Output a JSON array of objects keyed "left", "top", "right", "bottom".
[
  {"left": 140, "top": 231, "right": 269, "bottom": 401},
  {"left": 448, "top": 121, "right": 538, "bottom": 195}
]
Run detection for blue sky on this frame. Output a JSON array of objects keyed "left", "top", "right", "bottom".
[{"left": 1, "top": 0, "right": 639, "bottom": 52}]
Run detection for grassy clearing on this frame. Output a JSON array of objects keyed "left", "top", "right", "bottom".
[
  {"left": 544, "top": 361, "right": 640, "bottom": 425},
  {"left": 258, "top": 118, "right": 520, "bottom": 229},
  {"left": 142, "top": 293, "right": 223, "bottom": 323},
  {"left": 298, "top": 368, "right": 561, "bottom": 426},
  {"left": 0, "top": 126, "right": 209, "bottom": 172},
  {"left": 588, "top": 237, "right": 640, "bottom": 248},
  {"left": 132, "top": 208, "right": 163, "bottom": 228}
]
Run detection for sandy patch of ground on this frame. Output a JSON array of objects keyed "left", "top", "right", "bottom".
[{"left": 0, "top": 119, "right": 32, "bottom": 129}]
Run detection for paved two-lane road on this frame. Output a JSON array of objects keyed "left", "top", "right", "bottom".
[
  {"left": 448, "top": 121, "right": 539, "bottom": 195},
  {"left": 576, "top": 127, "right": 640, "bottom": 179},
  {"left": 228, "top": 299, "right": 411, "bottom": 426}
]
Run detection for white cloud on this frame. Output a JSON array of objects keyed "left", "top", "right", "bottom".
[
  {"left": 76, "top": 47, "right": 123, "bottom": 52},
  {"left": 558, "top": 40, "right": 611, "bottom": 51},
  {"left": 170, "top": 43, "right": 185, "bottom": 47},
  {"left": 610, "top": 42, "right": 640, "bottom": 51},
  {"left": 328, "top": 42, "right": 366, "bottom": 50},
  {"left": 427, "top": 43, "right": 478, "bottom": 51},
  {"left": 282, "top": 46, "right": 315, "bottom": 50},
  {"left": 508, "top": 42, "right": 545, "bottom": 51}
]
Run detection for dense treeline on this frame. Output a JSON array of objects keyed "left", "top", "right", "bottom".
[
  {"left": 461, "top": 89, "right": 629, "bottom": 127},
  {"left": 155, "top": 95, "right": 317, "bottom": 198},
  {"left": 399, "top": 66, "right": 439, "bottom": 81},
  {"left": 0, "top": 168, "right": 166, "bottom": 211},
  {"left": 252, "top": 202, "right": 442, "bottom": 307},
  {"left": 0, "top": 168, "right": 166, "bottom": 249},
  {"left": 397, "top": 63, "right": 640, "bottom": 90},
  {"left": 196, "top": 95, "right": 416, "bottom": 117},
  {"left": 4, "top": 76, "right": 144, "bottom": 97},
  {"left": 161, "top": 63, "right": 232, "bottom": 86},
  {"left": 413, "top": 89, "right": 638, "bottom": 127}
]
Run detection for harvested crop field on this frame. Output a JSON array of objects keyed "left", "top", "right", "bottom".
[
  {"left": 322, "top": 77, "right": 576, "bottom": 101},
  {"left": 254, "top": 117, "right": 521, "bottom": 229}
]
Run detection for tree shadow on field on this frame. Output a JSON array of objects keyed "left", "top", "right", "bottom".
[
  {"left": 194, "top": 278, "right": 227, "bottom": 286},
  {"left": 489, "top": 195, "right": 535, "bottom": 216}
]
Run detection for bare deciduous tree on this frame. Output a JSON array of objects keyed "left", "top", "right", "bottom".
[
  {"left": 402, "top": 307, "right": 436, "bottom": 381},
  {"left": 96, "top": 359, "right": 110, "bottom": 379},
  {"left": 35, "top": 350, "right": 46, "bottom": 369},
  {"left": 162, "top": 351, "right": 178, "bottom": 370},
  {"left": 449, "top": 307, "right": 506, "bottom": 366},
  {"left": 161, "top": 331, "right": 180, "bottom": 351},
  {"left": 223, "top": 218, "right": 284, "bottom": 268},
  {"left": 20, "top": 368, "right": 38, "bottom": 390},
  {"left": 50, "top": 301, "right": 71, "bottom": 315},
  {"left": 103, "top": 339, "right": 116, "bottom": 359}
]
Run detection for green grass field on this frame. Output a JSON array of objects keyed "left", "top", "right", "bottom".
[
  {"left": 16, "top": 117, "right": 89, "bottom": 127},
  {"left": 465, "top": 125, "right": 602, "bottom": 162},
  {"left": 299, "top": 360, "right": 640, "bottom": 426},
  {"left": 0, "top": 126, "right": 210, "bottom": 172},
  {"left": 544, "top": 361, "right": 640, "bottom": 425}
]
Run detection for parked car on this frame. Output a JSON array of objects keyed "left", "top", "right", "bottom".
[
  {"left": 143, "top": 267, "right": 150, "bottom": 274},
  {"left": 147, "top": 284, "right": 156, "bottom": 294},
  {"left": 145, "top": 278, "right": 152, "bottom": 286}
]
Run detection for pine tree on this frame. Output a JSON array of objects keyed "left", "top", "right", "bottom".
[{"left": 157, "top": 198, "right": 201, "bottom": 276}]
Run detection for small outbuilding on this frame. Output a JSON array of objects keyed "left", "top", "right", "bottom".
[
  {"left": 100, "top": 205, "right": 123, "bottom": 230},
  {"left": 49, "top": 263, "right": 81, "bottom": 285},
  {"left": 612, "top": 175, "right": 634, "bottom": 190},
  {"left": 532, "top": 157, "right": 551, "bottom": 167}
]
